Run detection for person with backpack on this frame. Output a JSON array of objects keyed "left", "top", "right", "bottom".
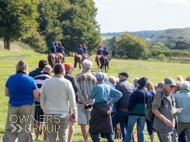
[
  {"left": 152, "top": 78, "right": 182, "bottom": 142},
  {"left": 125, "top": 77, "right": 152, "bottom": 142}
]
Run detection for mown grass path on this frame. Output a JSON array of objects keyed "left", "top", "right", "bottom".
[{"left": 1, "top": 54, "right": 188, "bottom": 141}]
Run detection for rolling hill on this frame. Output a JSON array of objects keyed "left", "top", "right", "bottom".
[{"left": 149, "top": 28, "right": 190, "bottom": 43}]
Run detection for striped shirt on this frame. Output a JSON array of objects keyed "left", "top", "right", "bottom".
[{"left": 34, "top": 72, "right": 51, "bottom": 106}]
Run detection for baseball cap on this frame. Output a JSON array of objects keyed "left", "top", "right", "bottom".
[
  {"left": 64, "top": 62, "right": 73, "bottom": 69},
  {"left": 164, "top": 78, "right": 178, "bottom": 86},
  {"left": 96, "top": 72, "right": 105, "bottom": 80}
]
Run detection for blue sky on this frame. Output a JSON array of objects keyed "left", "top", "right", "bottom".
[{"left": 94, "top": 0, "right": 190, "bottom": 33}]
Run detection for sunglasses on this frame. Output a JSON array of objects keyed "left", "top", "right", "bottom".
[{"left": 170, "top": 85, "right": 175, "bottom": 88}]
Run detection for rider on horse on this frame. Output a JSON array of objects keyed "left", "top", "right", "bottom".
[
  {"left": 76, "top": 44, "right": 85, "bottom": 60},
  {"left": 49, "top": 42, "right": 58, "bottom": 60},
  {"left": 82, "top": 44, "right": 89, "bottom": 59},
  {"left": 103, "top": 46, "right": 110, "bottom": 62},
  {"left": 97, "top": 45, "right": 103, "bottom": 55},
  {"left": 54, "top": 42, "right": 58, "bottom": 50},
  {"left": 56, "top": 42, "right": 65, "bottom": 62}
]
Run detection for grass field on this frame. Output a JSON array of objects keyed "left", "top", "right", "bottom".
[
  {"left": 101, "top": 36, "right": 113, "bottom": 41},
  {"left": 0, "top": 53, "right": 189, "bottom": 141}
]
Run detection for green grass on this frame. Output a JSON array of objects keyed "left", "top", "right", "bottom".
[
  {"left": 0, "top": 41, "right": 38, "bottom": 58},
  {"left": 1, "top": 53, "right": 189, "bottom": 141},
  {"left": 101, "top": 36, "right": 113, "bottom": 41}
]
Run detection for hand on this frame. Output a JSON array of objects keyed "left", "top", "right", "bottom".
[
  {"left": 164, "top": 119, "right": 172, "bottom": 127},
  {"left": 84, "top": 102, "right": 91, "bottom": 106},
  {"left": 107, "top": 101, "right": 111, "bottom": 105},
  {"left": 176, "top": 108, "right": 183, "bottom": 113}
]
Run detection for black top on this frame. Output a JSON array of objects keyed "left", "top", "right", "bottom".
[{"left": 28, "top": 68, "right": 43, "bottom": 78}]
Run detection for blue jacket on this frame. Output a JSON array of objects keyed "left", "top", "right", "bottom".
[
  {"left": 114, "top": 80, "right": 135, "bottom": 110},
  {"left": 57, "top": 46, "right": 64, "bottom": 54},
  {"left": 89, "top": 81, "right": 122, "bottom": 104},
  {"left": 175, "top": 89, "right": 190, "bottom": 122},
  {"left": 103, "top": 49, "right": 109, "bottom": 55},
  {"left": 97, "top": 48, "right": 103, "bottom": 55},
  {"left": 50, "top": 45, "right": 56, "bottom": 53},
  {"left": 127, "top": 86, "right": 151, "bottom": 115},
  {"left": 82, "top": 46, "right": 87, "bottom": 54},
  {"left": 76, "top": 47, "right": 84, "bottom": 55}
]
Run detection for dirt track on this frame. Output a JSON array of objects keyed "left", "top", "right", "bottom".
[{"left": 0, "top": 56, "right": 29, "bottom": 60}]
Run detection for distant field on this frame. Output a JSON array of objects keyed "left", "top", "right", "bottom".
[
  {"left": 101, "top": 36, "right": 113, "bottom": 41},
  {"left": 1, "top": 53, "right": 189, "bottom": 141}
]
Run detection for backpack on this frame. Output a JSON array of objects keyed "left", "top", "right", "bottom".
[{"left": 145, "top": 92, "right": 164, "bottom": 121}]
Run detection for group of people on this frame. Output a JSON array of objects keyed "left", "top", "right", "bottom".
[
  {"left": 3, "top": 58, "right": 190, "bottom": 142},
  {"left": 49, "top": 42, "right": 65, "bottom": 62},
  {"left": 75, "top": 44, "right": 89, "bottom": 61},
  {"left": 96, "top": 45, "right": 110, "bottom": 62},
  {"left": 49, "top": 42, "right": 110, "bottom": 63}
]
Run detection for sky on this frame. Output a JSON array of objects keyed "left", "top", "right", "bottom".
[{"left": 93, "top": 0, "right": 190, "bottom": 33}]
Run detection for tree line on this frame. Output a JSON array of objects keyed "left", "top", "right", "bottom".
[
  {"left": 0, "top": 0, "right": 101, "bottom": 55},
  {"left": 103, "top": 33, "right": 190, "bottom": 59}
]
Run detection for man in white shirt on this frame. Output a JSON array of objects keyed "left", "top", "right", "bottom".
[{"left": 40, "top": 63, "right": 77, "bottom": 142}]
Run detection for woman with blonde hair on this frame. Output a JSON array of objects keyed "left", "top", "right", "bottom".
[
  {"left": 3, "top": 60, "right": 39, "bottom": 142},
  {"left": 145, "top": 81, "right": 156, "bottom": 142}
]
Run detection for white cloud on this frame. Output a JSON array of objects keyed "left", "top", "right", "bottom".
[{"left": 158, "top": 0, "right": 190, "bottom": 7}]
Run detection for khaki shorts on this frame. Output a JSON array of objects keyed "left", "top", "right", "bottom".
[{"left": 77, "top": 104, "right": 91, "bottom": 125}]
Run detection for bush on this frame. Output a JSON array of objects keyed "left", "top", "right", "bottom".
[
  {"left": 22, "top": 31, "right": 47, "bottom": 53},
  {"left": 150, "top": 49, "right": 190, "bottom": 58},
  {"left": 157, "top": 54, "right": 166, "bottom": 61}
]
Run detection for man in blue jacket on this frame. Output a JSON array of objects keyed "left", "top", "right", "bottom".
[
  {"left": 76, "top": 44, "right": 84, "bottom": 60},
  {"left": 103, "top": 47, "right": 110, "bottom": 62},
  {"left": 89, "top": 72, "right": 122, "bottom": 142},
  {"left": 125, "top": 77, "right": 152, "bottom": 142}
]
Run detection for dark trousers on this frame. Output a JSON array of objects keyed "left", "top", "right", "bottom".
[{"left": 90, "top": 133, "right": 114, "bottom": 142}]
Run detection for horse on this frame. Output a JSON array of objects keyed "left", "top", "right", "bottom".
[
  {"left": 57, "top": 53, "right": 64, "bottom": 63},
  {"left": 74, "top": 54, "right": 83, "bottom": 71},
  {"left": 100, "top": 54, "right": 111, "bottom": 72},
  {"left": 48, "top": 53, "right": 56, "bottom": 68},
  {"left": 95, "top": 55, "right": 102, "bottom": 72}
]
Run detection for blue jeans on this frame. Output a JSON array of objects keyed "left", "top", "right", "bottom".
[
  {"left": 146, "top": 119, "right": 154, "bottom": 135},
  {"left": 112, "top": 110, "right": 130, "bottom": 142},
  {"left": 90, "top": 133, "right": 114, "bottom": 142},
  {"left": 125, "top": 115, "right": 146, "bottom": 142},
  {"left": 179, "top": 131, "right": 187, "bottom": 142}
]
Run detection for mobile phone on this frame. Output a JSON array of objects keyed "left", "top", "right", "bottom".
[
  {"left": 85, "top": 104, "right": 92, "bottom": 109},
  {"left": 70, "top": 114, "right": 75, "bottom": 122}
]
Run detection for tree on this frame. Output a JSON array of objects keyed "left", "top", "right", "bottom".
[
  {"left": 37, "top": 0, "right": 101, "bottom": 53},
  {"left": 103, "top": 36, "right": 117, "bottom": 57},
  {"left": 116, "top": 33, "right": 149, "bottom": 59},
  {"left": 0, "top": 0, "right": 39, "bottom": 49},
  {"left": 151, "top": 42, "right": 169, "bottom": 50}
]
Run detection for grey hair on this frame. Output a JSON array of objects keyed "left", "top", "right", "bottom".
[
  {"left": 108, "top": 76, "right": 116, "bottom": 85},
  {"left": 82, "top": 59, "right": 92, "bottom": 70},
  {"left": 177, "top": 76, "right": 184, "bottom": 82},
  {"left": 43, "top": 65, "right": 52, "bottom": 73},
  {"left": 103, "top": 73, "right": 108, "bottom": 80},
  {"left": 133, "top": 77, "right": 139, "bottom": 87},
  {"left": 181, "top": 81, "right": 190, "bottom": 89}
]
